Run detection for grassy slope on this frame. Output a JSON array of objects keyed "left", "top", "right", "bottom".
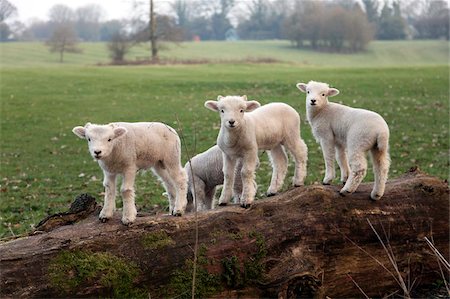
[
  {"left": 0, "top": 41, "right": 449, "bottom": 237},
  {"left": 0, "top": 40, "right": 448, "bottom": 66}
]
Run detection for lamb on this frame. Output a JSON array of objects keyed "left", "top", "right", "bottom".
[
  {"left": 72, "top": 122, "right": 188, "bottom": 225},
  {"left": 296, "top": 81, "right": 390, "bottom": 200},
  {"left": 184, "top": 145, "right": 245, "bottom": 212},
  {"left": 205, "top": 95, "right": 308, "bottom": 208}
]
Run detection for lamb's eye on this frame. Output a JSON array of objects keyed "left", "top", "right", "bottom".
[
  {"left": 108, "top": 138, "right": 112, "bottom": 142},
  {"left": 240, "top": 109, "right": 244, "bottom": 113},
  {"left": 88, "top": 138, "right": 91, "bottom": 142},
  {"left": 322, "top": 93, "right": 325, "bottom": 97},
  {"left": 221, "top": 109, "right": 224, "bottom": 113},
  {"left": 307, "top": 91, "right": 310, "bottom": 94}
]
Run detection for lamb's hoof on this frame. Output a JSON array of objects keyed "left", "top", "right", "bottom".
[
  {"left": 218, "top": 202, "right": 228, "bottom": 206},
  {"left": 294, "top": 184, "right": 303, "bottom": 188},
  {"left": 99, "top": 217, "right": 109, "bottom": 223},
  {"left": 341, "top": 181, "right": 347, "bottom": 186},
  {"left": 266, "top": 192, "right": 277, "bottom": 197},
  {"left": 172, "top": 210, "right": 183, "bottom": 217},
  {"left": 322, "top": 182, "right": 331, "bottom": 186},
  {"left": 370, "top": 193, "right": 382, "bottom": 201},
  {"left": 240, "top": 203, "right": 251, "bottom": 209},
  {"left": 121, "top": 218, "right": 135, "bottom": 226},
  {"left": 339, "top": 190, "right": 351, "bottom": 197}
]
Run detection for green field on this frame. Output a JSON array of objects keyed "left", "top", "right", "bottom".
[{"left": 0, "top": 40, "right": 449, "bottom": 238}]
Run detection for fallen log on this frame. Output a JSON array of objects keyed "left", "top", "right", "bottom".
[{"left": 0, "top": 168, "right": 448, "bottom": 298}]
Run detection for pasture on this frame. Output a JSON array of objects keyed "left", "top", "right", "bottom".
[{"left": 0, "top": 40, "right": 449, "bottom": 238}]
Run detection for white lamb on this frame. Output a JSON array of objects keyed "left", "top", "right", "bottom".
[
  {"left": 184, "top": 145, "right": 244, "bottom": 212},
  {"left": 296, "top": 81, "right": 390, "bottom": 200},
  {"left": 205, "top": 95, "right": 308, "bottom": 208},
  {"left": 72, "top": 122, "right": 188, "bottom": 225}
]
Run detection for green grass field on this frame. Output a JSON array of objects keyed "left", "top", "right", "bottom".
[{"left": 0, "top": 40, "right": 449, "bottom": 238}]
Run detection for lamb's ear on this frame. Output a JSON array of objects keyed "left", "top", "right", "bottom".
[
  {"left": 242, "top": 95, "right": 247, "bottom": 101},
  {"left": 72, "top": 126, "right": 86, "bottom": 139},
  {"left": 205, "top": 100, "right": 219, "bottom": 112},
  {"left": 217, "top": 95, "right": 224, "bottom": 101},
  {"left": 245, "top": 100, "right": 260, "bottom": 112},
  {"left": 113, "top": 127, "right": 127, "bottom": 139},
  {"left": 327, "top": 88, "right": 339, "bottom": 97},
  {"left": 296, "top": 83, "right": 308, "bottom": 93}
]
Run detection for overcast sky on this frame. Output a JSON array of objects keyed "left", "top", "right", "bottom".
[{"left": 10, "top": 0, "right": 138, "bottom": 23}]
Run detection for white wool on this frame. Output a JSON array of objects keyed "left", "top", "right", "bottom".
[
  {"left": 296, "top": 80, "right": 390, "bottom": 200},
  {"left": 184, "top": 145, "right": 244, "bottom": 212},
  {"left": 72, "top": 122, "right": 188, "bottom": 224},
  {"left": 205, "top": 95, "right": 308, "bottom": 208}
]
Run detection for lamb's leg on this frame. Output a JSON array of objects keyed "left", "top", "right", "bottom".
[
  {"left": 191, "top": 175, "right": 207, "bottom": 211},
  {"left": 99, "top": 171, "right": 117, "bottom": 222},
  {"left": 166, "top": 165, "right": 188, "bottom": 216},
  {"left": 120, "top": 169, "right": 137, "bottom": 225},
  {"left": 370, "top": 147, "right": 390, "bottom": 200},
  {"left": 219, "top": 153, "right": 237, "bottom": 206},
  {"left": 285, "top": 137, "right": 308, "bottom": 186},
  {"left": 340, "top": 151, "right": 367, "bottom": 196},
  {"left": 335, "top": 145, "right": 350, "bottom": 184},
  {"left": 152, "top": 166, "right": 177, "bottom": 214},
  {"left": 204, "top": 187, "right": 216, "bottom": 210},
  {"left": 240, "top": 152, "right": 258, "bottom": 208},
  {"left": 233, "top": 159, "right": 244, "bottom": 203},
  {"left": 267, "top": 145, "right": 288, "bottom": 196},
  {"left": 320, "top": 138, "right": 336, "bottom": 185}
]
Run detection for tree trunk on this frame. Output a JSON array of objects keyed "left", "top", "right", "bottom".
[
  {"left": 149, "top": 0, "right": 158, "bottom": 61},
  {"left": 0, "top": 168, "right": 448, "bottom": 298}
]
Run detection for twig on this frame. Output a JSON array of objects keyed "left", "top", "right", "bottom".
[
  {"left": 367, "top": 219, "right": 410, "bottom": 298},
  {"left": 332, "top": 224, "right": 401, "bottom": 286},
  {"left": 424, "top": 237, "right": 450, "bottom": 271},
  {"left": 346, "top": 273, "right": 370, "bottom": 299},
  {"left": 175, "top": 114, "right": 198, "bottom": 299},
  {"left": 424, "top": 237, "right": 450, "bottom": 295}
]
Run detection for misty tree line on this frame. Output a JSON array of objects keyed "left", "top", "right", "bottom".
[{"left": 1, "top": 0, "right": 449, "bottom": 53}]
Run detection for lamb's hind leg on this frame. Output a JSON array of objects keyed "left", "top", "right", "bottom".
[
  {"left": 267, "top": 145, "right": 288, "bottom": 196},
  {"left": 340, "top": 151, "right": 367, "bottom": 196},
  {"left": 167, "top": 164, "right": 188, "bottom": 216},
  {"left": 335, "top": 145, "right": 350, "bottom": 184},
  {"left": 370, "top": 147, "right": 390, "bottom": 200},
  {"left": 152, "top": 165, "right": 177, "bottom": 214},
  {"left": 284, "top": 137, "right": 308, "bottom": 187}
]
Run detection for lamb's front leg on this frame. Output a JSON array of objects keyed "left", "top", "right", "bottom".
[
  {"left": 240, "top": 152, "right": 258, "bottom": 208},
  {"left": 99, "top": 171, "right": 117, "bottom": 222},
  {"left": 120, "top": 169, "right": 137, "bottom": 225},
  {"left": 219, "top": 153, "right": 237, "bottom": 206},
  {"left": 335, "top": 145, "right": 350, "bottom": 184},
  {"left": 320, "top": 138, "right": 336, "bottom": 185}
]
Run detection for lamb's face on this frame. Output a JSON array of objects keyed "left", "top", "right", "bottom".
[
  {"left": 204, "top": 96, "right": 260, "bottom": 130},
  {"left": 72, "top": 123, "right": 127, "bottom": 160},
  {"left": 296, "top": 81, "right": 339, "bottom": 110}
]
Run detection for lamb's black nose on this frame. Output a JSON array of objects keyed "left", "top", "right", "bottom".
[
  {"left": 311, "top": 99, "right": 317, "bottom": 105},
  {"left": 94, "top": 150, "right": 102, "bottom": 155},
  {"left": 229, "top": 120, "right": 235, "bottom": 125}
]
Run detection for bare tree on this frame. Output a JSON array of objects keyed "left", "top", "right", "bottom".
[
  {"left": 46, "top": 24, "right": 82, "bottom": 63},
  {"left": 75, "top": 4, "right": 105, "bottom": 41},
  {"left": 48, "top": 4, "right": 75, "bottom": 24},
  {"left": 0, "top": 0, "right": 16, "bottom": 22},
  {"left": 107, "top": 31, "right": 134, "bottom": 63}
]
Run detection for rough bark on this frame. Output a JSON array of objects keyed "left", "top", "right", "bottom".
[{"left": 0, "top": 168, "right": 448, "bottom": 298}]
